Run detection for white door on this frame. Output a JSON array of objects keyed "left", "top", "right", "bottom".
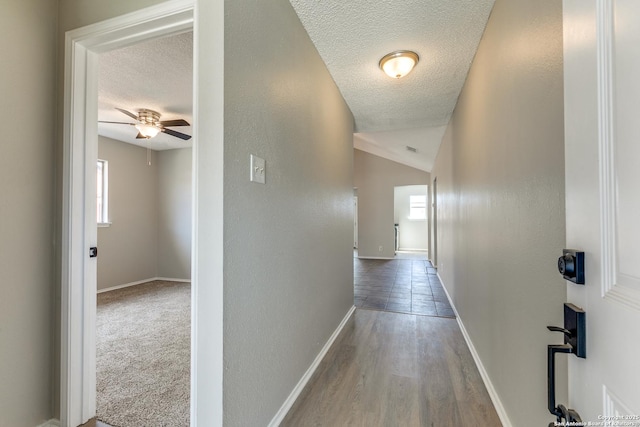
[{"left": 564, "top": 0, "right": 640, "bottom": 421}]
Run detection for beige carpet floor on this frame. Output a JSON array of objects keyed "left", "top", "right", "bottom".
[{"left": 96, "top": 280, "right": 190, "bottom": 427}]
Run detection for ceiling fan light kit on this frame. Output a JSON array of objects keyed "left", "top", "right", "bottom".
[
  {"left": 134, "top": 110, "right": 162, "bottom": 138},
  {"left": 135, "top": 123, "right": 161, "bottom": 138},
  {"left": 99, "top": 107, "right": 192, "bottom": 140},
  {"left": 379, "top": 50, "right": 419, "bottom": 79}
]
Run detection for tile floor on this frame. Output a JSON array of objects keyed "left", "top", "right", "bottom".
[{"left": 354, "top": 255, "right": 455, "bottom": 318}]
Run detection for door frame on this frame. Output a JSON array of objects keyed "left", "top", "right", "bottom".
[
  {"left": 353, "top": 195, "right": 358, "bottom": 249},
  {"left": 61, "top": 2, "right": 201, "bottom": 425},
  {"left": 432, "top": 177, "right": 438, "bottom": 267}
]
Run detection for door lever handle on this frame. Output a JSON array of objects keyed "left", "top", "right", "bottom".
[
  {"left": 546, "top": 305, "right": 586, "bottom": 424},
  {"left": 548, "top": 304, "right": 586, "bottom": 358},
  {"left": 548, "top": 344, "right": 573, "bottom": 418},
  {"left": 547, "top": 326, "right": 572, "bottom": 336},
  {"left": 567, "top": 408, "right": 583, "bottom": 423}
]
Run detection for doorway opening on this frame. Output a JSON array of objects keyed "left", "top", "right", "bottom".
[
  {"left": 93, "top": 30, "right": 194, "bottom": 425},
  {"left": 353, "top": 191, "right": 358, "bottom": 256},
  {"left": 393, "top": 184, "right": 428, "bottom": 257},
  {"left": 58, "top": 2, "right": 224, "bottom": 425}
]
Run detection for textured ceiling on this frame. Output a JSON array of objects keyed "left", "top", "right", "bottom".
[
  {"left": 98, "top": 31, "right": 193, "bottom": 151},
  {"left": 98, "top": 2, "right": 495, "bottom": 169},
  {"left": 289, "top": 0, "right": 495, "bottom": 171}
]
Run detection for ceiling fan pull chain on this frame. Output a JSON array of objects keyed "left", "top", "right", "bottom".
[{"left": 147, "top": 147, "right": 151, "bottom": 166}]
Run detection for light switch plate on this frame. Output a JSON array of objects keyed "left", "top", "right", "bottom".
[{"left": 250, "top": 154, "right": 265, "bottom": 184}]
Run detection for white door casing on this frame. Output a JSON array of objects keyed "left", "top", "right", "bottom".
[
  {"left": 564, "top": 0, "right": 640, "bottom": 422},
  {"left": 432, "top": 177, "right": 438, "bottom": 267},
  {"left": 354, "top": 196, "right": 358, "bottom": 249},
  {"left": 61, "top": 2, "right": 196, "bottom": 426}
]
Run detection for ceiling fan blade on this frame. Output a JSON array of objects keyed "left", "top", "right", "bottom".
[
  {"left": 162, "top": 128, "right": 192, "bottom": 140},
  {"left": 98, "top": 121, "right": 136, "bottom": 125},
  {"left": 160, "top": 119, "right": 190, "bottom": 127},
  {"left": 115, "top": 108, "right": 139, "bottom": 120},
  {"left": 135, "top": 132, "right": 148, "bottom": 139}
]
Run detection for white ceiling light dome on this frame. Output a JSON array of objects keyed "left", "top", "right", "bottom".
[
  {"left": 135, "top": 123, "right": 161, "bottom": 138},
  {"left": 379, "top": 50, "right": 420, "bottom": 79}
]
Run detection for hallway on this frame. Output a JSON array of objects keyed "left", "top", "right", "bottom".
[
  {"left": 354, "top": 256, "right": 455, "bottom": 318},
  {"left": 281, "top": 309, "right": 501, "bottom": 426}
]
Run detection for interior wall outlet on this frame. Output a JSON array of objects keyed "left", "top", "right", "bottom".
[
  {"left": 250, "top": 154, "right": 266, "bottom": 184},
  {"left": 379, "top": 246, "right": 383, "bottom": 252}
]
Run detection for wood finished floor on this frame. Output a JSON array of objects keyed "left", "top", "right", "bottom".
[{"left": 281, "top": 309, "right": 502, "bottom": 426}]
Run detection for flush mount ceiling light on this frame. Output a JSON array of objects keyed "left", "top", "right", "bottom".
[{"left": 379, "top": 50, "right": 420, "bottom": 79}]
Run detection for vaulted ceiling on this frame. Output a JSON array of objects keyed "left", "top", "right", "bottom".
[
  {"left": 97, "top": 1, "right": 495, "bottom": 171},
  {"left": 289, "top": 0, "right": 495, "bottom": 171}
]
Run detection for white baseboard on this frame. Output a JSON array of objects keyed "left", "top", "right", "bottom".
[
  {"left": 36, "top": 420, "right": 60, "bottom": 427},
  {"left": 357, "top": 256, "right": 394, "bottom": 260},
  {"left": 156, "top": 277, "right": 191, "bottom": 283},
  {"left": 268, "top": 305, "right": 356, "bottom": 427},
  {"left": 97, "top": 277, "right": 191, "bottom": 293},
  {"left": 437, "top": 273, "right": 512, "bottom": 427}
]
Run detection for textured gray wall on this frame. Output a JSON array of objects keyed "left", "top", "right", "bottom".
[
  {"left": 157, "top": 148, "right": 192, "bottom": 280},
  {"left": 97, "top": 137, "right": 159, "bottom": 290},
  {"left": 223, "top": 0, "right": 355, "bottom": 424},
  {"left": 0, "top": 1, "right": 57, "bottom": 425},
  {"left": 354, "top": 149, "right": 430, "bottom": 258},
  {"left": 430, "top": 0, "right": 567, "bottom": 424},
  {"left": 58, "top": 0, "right": 167, "bottom": 31},
  {"left": 96, "top": 141, "right": 192, "bottom": 289}
]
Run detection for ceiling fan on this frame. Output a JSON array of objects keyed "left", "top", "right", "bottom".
[{"left": 99, "top": 108, "right": 192, "bottom": 140}]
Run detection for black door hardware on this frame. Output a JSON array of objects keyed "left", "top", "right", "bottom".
[
  {"left": 558, "top": 249, "right": 585, "bottom": 284},
  {"left": 547, "top": 400, "right": 583, "bottom": 427},
  {"left": 547, "top": 303, "right": 585, "bottom": 425},
  {"left": 549, "top": 303, "right": 586, "bottom": 358},
  {"left": 89, "top": 246, "right": 98, "bottom": 258}
]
